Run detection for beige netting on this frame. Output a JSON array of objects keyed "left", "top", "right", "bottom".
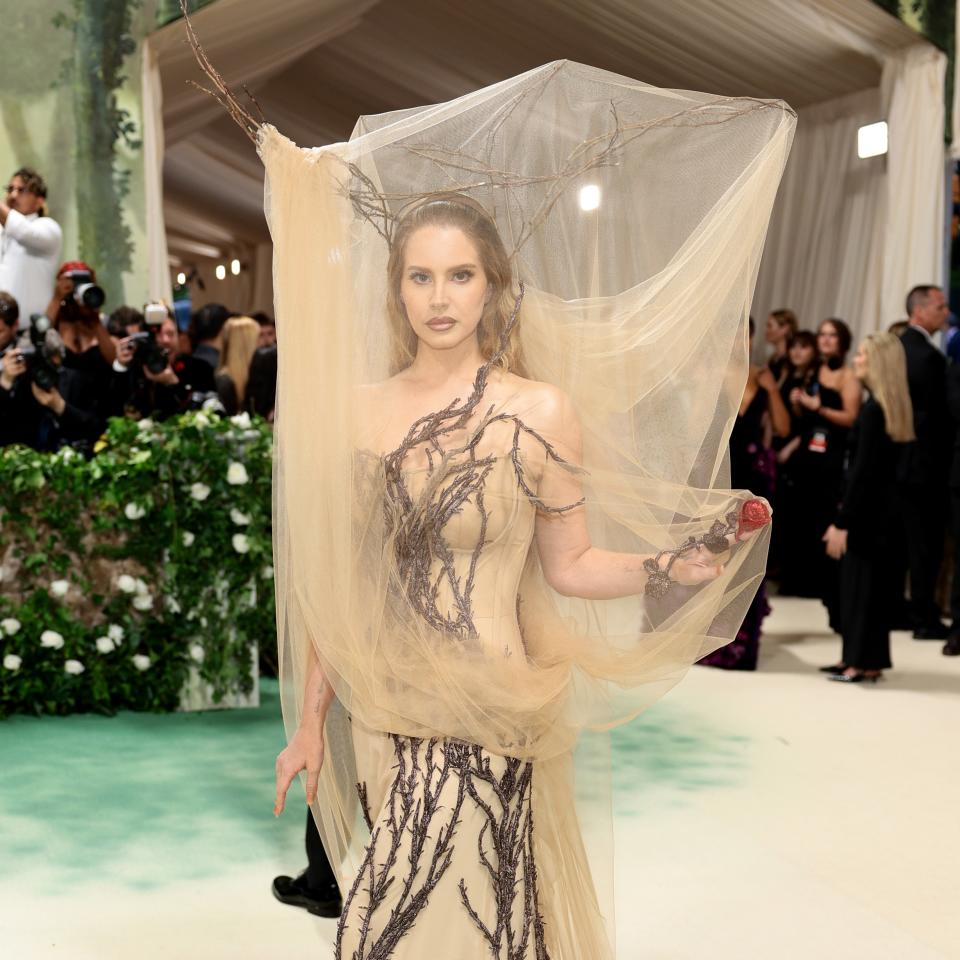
[{"left": 260, "top": 61, "right": 794, "bottom": 957}]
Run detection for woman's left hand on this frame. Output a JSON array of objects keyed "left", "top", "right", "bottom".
[
  {"left": 822, "top": 524, "right": 847, "bottom": 560},
  {"left": 671, "top": 546, "right": 725, "bottom": 585},
  {"left": 796, "top": 391, "right": 822, "bottom": 412}
]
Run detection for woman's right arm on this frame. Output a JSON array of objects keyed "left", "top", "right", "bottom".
[{"left": 273, "top": 646, "right": 335, "bottom": 816}]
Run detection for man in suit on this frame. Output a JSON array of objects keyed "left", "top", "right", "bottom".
[{"left": 899, "top": 285, "right": 951, "bottom": 640}]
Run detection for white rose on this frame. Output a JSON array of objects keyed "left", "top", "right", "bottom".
[
  {"left": 64, "top": 659, "right": 85, "bottom": 675},
  {"left": 95, "top": 636, "right": 115, "bottom": 654},
  {"left": 132, "top": 654, "right": 151, "bottom": 671},
  {"left": 190, "top": 482, "right": 211, "bottom": 502},
  {"left": 261, "top": 565, "right": 274, "bottom": 580},
  {"left": 137, "top": 417, "right": 154, "bottom": 431},
  {"left": 230, "top": 412, "right": 251, "bottom": 429},
  {"left": 107, "top": 624, "right": 124, "bottom": 642},
  {"left": 232, "top": 533, "right": 250, "bottom": 554},
  {"left": 124, "top": 502, "right": 147, "bottom": 520},
  {"left": 1, "top": 617, "right": 21, "bottom": 635},
  {"left": 193, "top": 410, "right": 211, "bottom": 427},
  {"left": 181, "top": 531, "right": 195, "bottom": 547},
  {"left": 50, "top": 579, "right": 69, "bottom": 598},
  {"left": 132, "top": 594, "right": 154, "bottom": 612},
  {"left": 40, "top": 630, "right": 64, "bottom": 649},
  {"left": 117, "top": 574, "right": 137, "bottom": 594},
  {"left": 165, "top": 595, "right": 182, "bottom": 614},
  {"left": 226, "top": 462, "right": 249, "bottom": 486},
  {"left": 230, "top": 508, "right": 251, "bottom": 526},
  {"left": 134, "top": 578, "right": 149, "bottom": 595},
  {"left": 189, "top": 643, "right": 205, "bottom": 663},
  {"left": 3, "top": 654, "right": 21, "bottom": 671}
]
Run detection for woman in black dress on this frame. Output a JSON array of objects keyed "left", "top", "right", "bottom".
[
  {"left": 778, "top": 318, "right": 860, "bottom": 607},
  {"left": 822, "top": 332, "right": 915, "bottom": 682},
  {"left": 700, "top": 318, "right": 790, "bottom": 670}
]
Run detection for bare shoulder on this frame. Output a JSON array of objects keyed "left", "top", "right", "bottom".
[{"left": 497, "top": 372, "right": 577, "bottom": 432}]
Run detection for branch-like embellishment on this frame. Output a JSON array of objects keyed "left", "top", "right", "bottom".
[
  {"left": 643, "top": 498, "right": 771, "bottom": 600},
  {"left": 180, "top": 0, "right": 265, "bottom": 144}
]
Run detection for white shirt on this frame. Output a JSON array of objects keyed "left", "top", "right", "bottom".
[{"left": 0, "top": 209, "right": 62, "bottom": 328}]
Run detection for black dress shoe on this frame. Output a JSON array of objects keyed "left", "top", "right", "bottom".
[
  {"left": 913, "top": 623, "right": 950, "bottom": 640},
  {"left": 272, "top": 872, "right": 342, "bottom": 918},
  {"left": 943, "top": 636, "right": 960, "bottom": 657},
  {"left": 827, "top": 671, "right": 881, "bottom": 684},
  {"left": 818, "top": 664, "right": 846, "bottom": 675}
]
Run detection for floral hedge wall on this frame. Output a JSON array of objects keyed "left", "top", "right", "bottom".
[{"left": 0, "top": 412, "right": 274, "bottom": 717}]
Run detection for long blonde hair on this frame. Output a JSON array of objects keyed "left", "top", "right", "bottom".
[
  {"left": 385, "top": 195, "right": 527, "bottom": 376},
  {"left": 217, "top": 316, "right": 260, "bottom": 408},
  {"left": 860, "top": 332, "right": 915, "bottom": 442}
]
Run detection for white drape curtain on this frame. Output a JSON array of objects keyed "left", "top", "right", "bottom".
[
  {"left": 141, "top": 38, "right": 172, "bottom": 304},
  {"left": 754, "top": 42, "right": 946, "bottom": 347}
]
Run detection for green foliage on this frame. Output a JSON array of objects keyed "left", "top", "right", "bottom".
[{"left": 0, "top": 412, "right": 276, "bottom": 718}]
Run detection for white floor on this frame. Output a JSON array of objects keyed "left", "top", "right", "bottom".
[{"left": 2, "top": 596, "right": 958, "bottom": 959}]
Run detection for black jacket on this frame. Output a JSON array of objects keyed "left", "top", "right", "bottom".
[
  {"left": 834, "top": 398, "right": 899, "bottom": 547},
  {"left": 0, "top": 366, "right": 103, "bottom": 452},
  {"left": 899, "top": 326, "right": 950, "bottom": 487}
]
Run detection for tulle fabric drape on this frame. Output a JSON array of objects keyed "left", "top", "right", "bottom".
[{"left": 262, "top": 61, "right": 794, "bottom": 956}]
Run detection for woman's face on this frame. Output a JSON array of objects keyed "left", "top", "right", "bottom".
[
  {"left": 789, "top": 341, "right": 815, "bottom": 370},
  {"left": 852, "top": 343, "right": 868, "bottom": 381},
  {"left": 400, "top": 225, "right": 490, "bottom": 353},
  {"left": 817, "top": 322, "right": 840, "bottom": 358},
  {"left": 765, "top": 315, "right": 785, "bottom": 345}
]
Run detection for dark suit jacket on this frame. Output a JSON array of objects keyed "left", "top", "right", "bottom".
[
  {"left": 947, "top": 362, "right": 960, "bottom": 489},
  {"left": 899, "top": 326, "right": 950, "bottom": 487}
]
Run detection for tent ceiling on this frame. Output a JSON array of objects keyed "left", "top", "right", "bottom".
[{"left": 159, "top": 0, "right": 925, "bottom": 256}]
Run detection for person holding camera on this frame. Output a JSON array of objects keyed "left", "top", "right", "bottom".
[
  {"left": 104, "top": 304, "right": 215, "bottom": 421},
  {"left": 46, "top": 260, "right": 115, "bottom": 371},
  {"left": 0, "top": 169, "right": 62, "bottom": 327},
  {"left": 0, "top": 291, "right": 102, "bottom": 452}
]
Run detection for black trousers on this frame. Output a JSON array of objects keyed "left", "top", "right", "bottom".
[
  {"left": 899, "top": 483, "right": 947, "bottom": 629},
  {"left": 950, "top": 488, "right": 960, "bottom": 632},
  {"left": 839, "top": 540, "right": 893, "bottom": 671},
  {"left": 305, "top": 808, "right": 338, "bottom": 893}
]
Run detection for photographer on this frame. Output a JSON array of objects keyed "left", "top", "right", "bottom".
[
  {"left": 0, "top": 169, "right": 62, "bottom": 326},
  {"left": 46, "top": 261, "right": 115, "bottom": 371},
  {"left": 104, "top": 304, "right": 215, "bottom": 421},
  {"left": 0, "top": 292, "right": 102, "bottom": 453}
]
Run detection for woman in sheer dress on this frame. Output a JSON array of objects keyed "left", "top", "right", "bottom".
[{"left": 271, "top": 196, "right": 755, "bottom": 958}]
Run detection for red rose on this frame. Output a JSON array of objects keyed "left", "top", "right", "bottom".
[{"left": 736, "top": 498, "right": 771, "bottom": 540}]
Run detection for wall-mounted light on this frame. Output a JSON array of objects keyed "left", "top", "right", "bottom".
[
  {"left": 857, "top": 121, "right": 888, "bottom": 159},
  {"left": 230, "top": 258, "right": 241, "bottom": 276},
  {"left": 215, "top": 264, "right": 226, "bottom": 280},
  {"left": 579, "top": 184, "right": 601, "bottom": 211},
  {"left": 176, "top": 272, "right": 186, "bottom": 285}
]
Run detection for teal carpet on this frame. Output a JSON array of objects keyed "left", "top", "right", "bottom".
[
  {"left": 0, "top": 679, "right": 748, "bottom": 896},
  {"left": 0, "top": 678, "right": 303, "bottom": 894}
]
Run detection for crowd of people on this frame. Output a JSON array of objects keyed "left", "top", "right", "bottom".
[
  {"left": 0, "top": 167, "right": 277, "bottom": 454},
  {"left": 703, "top": 287, "right": 959, "bottom": 681}
]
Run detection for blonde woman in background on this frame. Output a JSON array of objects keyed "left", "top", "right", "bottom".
[
  {"left": 215, "top": 315, "right": 259, "bottom": 415},
  {"left": 822, "top": 332, "right": 915, "bottom": 683}
]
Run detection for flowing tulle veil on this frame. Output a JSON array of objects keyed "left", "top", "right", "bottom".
[{"left": 186, "top": 32, "right": 795, "bottom": 954}]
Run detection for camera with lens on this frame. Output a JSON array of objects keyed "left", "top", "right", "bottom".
[
  {"left": 128, "top": 302, "right": 169, "bottom": 375},
  {"left": 61, "top": 266, "right": 105, "bottom": 310},
  {"left": 0, "top": 313, "right": 62, "bottom": 390}
]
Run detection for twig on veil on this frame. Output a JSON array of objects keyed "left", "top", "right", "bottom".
[
  {"left": 339, "top": 86, "right": 789, "bottom": 259},
  {"left": 180, "top": 0, "right": 265, "bottom": 144}
]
